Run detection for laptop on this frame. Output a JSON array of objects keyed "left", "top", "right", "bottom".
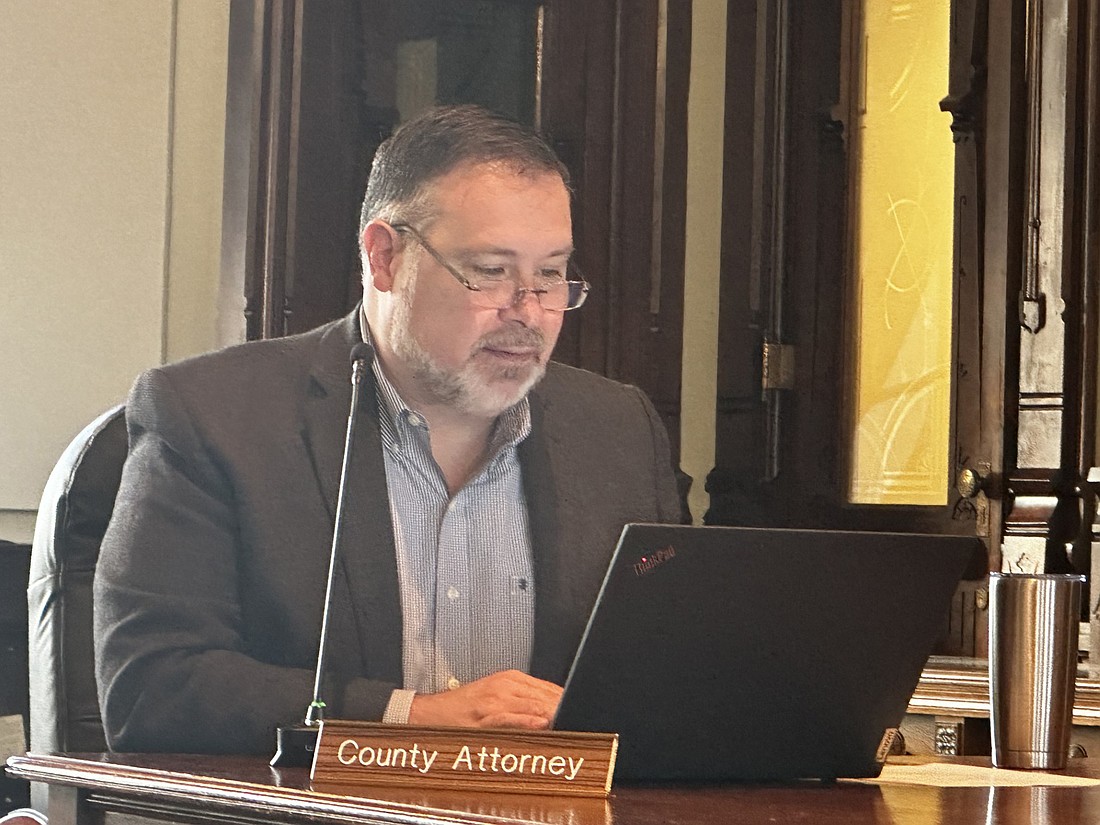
[{"left": 552, "top": 523, "right": 978, "bottom": 782}]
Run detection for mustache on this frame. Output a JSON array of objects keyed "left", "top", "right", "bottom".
[{"left": 476, "top": 327, "right": 547, "bottom": 351}]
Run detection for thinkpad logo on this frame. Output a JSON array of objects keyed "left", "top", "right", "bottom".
[{"left": 633, "top": 545, "right": 676, "bottom": 576}]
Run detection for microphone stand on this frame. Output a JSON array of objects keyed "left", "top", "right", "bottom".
[{"left": 271, "top": 342, "right": 373, "bottom": 767}]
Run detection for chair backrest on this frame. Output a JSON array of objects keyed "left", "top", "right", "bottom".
[
  {"left": 0, "top": 808, "right": 48, "bottom": 825},
  {"left": 28, "top": 405, "right": 126, "bottom": 755}
]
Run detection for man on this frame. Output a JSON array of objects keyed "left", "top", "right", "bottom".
[{"left": 94, "top": 105, "right": 684, "bottom": 754}]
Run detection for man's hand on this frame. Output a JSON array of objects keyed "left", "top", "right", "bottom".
[{"left": 407, "top": 670, "right": 563, "bottom": 729}]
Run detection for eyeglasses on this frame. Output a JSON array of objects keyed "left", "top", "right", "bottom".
[{"left": 390, "top": 223, "right": 590, "bottom": 312}]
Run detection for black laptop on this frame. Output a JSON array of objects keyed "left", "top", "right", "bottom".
[{"left": 552, "top": 524, "right": 977, "bottom": 782}]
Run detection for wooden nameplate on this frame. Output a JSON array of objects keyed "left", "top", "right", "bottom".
[{"left": 310, "top": 720, "right": 618, "bottom": 797}]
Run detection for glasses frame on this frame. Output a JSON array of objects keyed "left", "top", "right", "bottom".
[{"left": 389, "top": 222, "right": 590, "bottom": 312}]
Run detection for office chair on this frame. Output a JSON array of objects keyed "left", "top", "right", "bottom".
[{"left": 27, "top": 405, "right": 126, "bottom": 759}]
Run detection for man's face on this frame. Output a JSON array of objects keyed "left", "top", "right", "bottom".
[{"left": 378, "top": 161, "right": 572, "bottom": 419}]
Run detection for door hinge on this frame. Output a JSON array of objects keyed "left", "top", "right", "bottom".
[
  {"left": 1019, "top": 290, "right": 1046, "bottom": 334},
  {"left": 761, "top": 341, "right": 795, "bottom": 390}
]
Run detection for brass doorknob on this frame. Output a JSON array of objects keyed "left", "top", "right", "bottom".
[{"left": 956, "top": 467, "right": 984, "bottom": 498}]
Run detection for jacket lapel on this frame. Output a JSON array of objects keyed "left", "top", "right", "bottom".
[
  {"left": 301, "top": 313, "right": 402, "bottom": 684},
  {"left": 522, "top": 387, "right": 575, "bottom": 683}
]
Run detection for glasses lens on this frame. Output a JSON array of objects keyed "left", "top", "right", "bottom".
[
  {"left": 394, "top": 224, "right": 589, "bottom": 311},
  {"left": 467, "top": 281, "right": 587, "bottom": 312},
  {"left": 471, "top": 280, "right": 522, "bottom": 309},
  {"left": 566, "top": 281, "right": 589, "bottom": 310}
]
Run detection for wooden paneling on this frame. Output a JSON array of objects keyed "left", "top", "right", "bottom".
[{"left": 224, "top": 0, "right": 688, "bottom": 459}]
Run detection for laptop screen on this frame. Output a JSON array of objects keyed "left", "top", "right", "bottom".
[{"left": 552, "top": 524, "right": 978, "bottom": 782}]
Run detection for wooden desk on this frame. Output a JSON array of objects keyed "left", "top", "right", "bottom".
[{"left": 9, "top": 752, "right": 1100, "bottom": 825}]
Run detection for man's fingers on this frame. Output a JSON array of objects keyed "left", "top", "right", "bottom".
[
  {"left": 490, "top": 670, "right": 563, "bottom": 703},
  {"left": 465, "top": 674, "right": 559, "bottom": 725},
  {"left": 478, "top": 712, "right": 553, "bottom": 730},
  {"left": 473, "top": 695, "right": 557, "bottom": 726},
  {"left": 407, "top": 670, "right": 563, "bottom": 728}
]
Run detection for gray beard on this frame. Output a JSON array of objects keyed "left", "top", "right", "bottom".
[{"left": 389, "top": 279, "right": 548, "bottom": 418}]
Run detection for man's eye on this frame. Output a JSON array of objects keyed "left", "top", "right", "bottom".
[
  {"left": 472, "top": 266, "right": 508, "bottom": 280},
  {"left": 538, "top": 268, "right": 567, "bottom": 282}
]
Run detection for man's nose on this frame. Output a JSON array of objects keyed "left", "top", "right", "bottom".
[{"left": 499, "top": 287, "right": 544, "bottom": 324}]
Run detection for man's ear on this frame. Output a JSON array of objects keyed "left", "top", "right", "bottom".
[{"left": 361, "top": 221, "right": 400, "bottom": 293}]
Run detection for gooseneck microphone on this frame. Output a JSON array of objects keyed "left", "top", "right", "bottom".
[{"left": 271, "top": 342, "right": 373, "bottom": 767}]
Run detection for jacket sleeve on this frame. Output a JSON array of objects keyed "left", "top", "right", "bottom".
[{"left": 94, "top": 367, "right": 397, "bottom": 754}]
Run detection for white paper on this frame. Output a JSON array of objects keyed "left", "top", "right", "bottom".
[{"left": 0, "top": 714, "right": 27, "bottom": 761}]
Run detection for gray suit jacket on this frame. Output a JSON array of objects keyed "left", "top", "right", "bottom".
[{"left": 94, "top": 311, "right": 683, "bottom": 753}]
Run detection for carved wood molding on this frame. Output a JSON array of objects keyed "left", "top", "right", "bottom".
[
  {"left": 223, "top": 0, "right": 299, "bottom": 342},
  {"left": 1001, "top": 0, "right": 1098, "bottom": 577},
  {"left": 911, "top": 662, "right": 1100, "bottom": 726}
]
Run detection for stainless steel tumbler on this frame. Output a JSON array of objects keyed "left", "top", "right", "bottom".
[{"left": 989, "top": 572, "right": 1084, "bottom": 770}]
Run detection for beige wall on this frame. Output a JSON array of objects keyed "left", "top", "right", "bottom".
[{"left": 0, "top": 1, "right": 230, "bottom": 543}]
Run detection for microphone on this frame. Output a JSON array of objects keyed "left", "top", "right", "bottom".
[{"left": 271, "top": 342, "right": 374, "bottom": 767}]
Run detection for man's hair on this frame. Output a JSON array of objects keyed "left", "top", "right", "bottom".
[{"left": 359, "top": 105, "right": 570, "bottom": 235}]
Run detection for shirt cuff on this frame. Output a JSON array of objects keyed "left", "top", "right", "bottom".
[{"left": 382, "top": 689, "right": 416, "bottom": 724}]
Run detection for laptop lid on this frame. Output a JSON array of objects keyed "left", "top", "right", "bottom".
[{"left": 552, "top": 524, "right": 978, "bottom": 782}]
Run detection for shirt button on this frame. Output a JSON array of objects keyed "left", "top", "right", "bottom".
[
  {"left": 446, "top": 586, "right": 460, "bottom": 601},
  {"left": 406, "top": 412, "right": 423, "bottom": 427},
  {"left": 447, "top": 677, "right": 461, "bottom": 690}
]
